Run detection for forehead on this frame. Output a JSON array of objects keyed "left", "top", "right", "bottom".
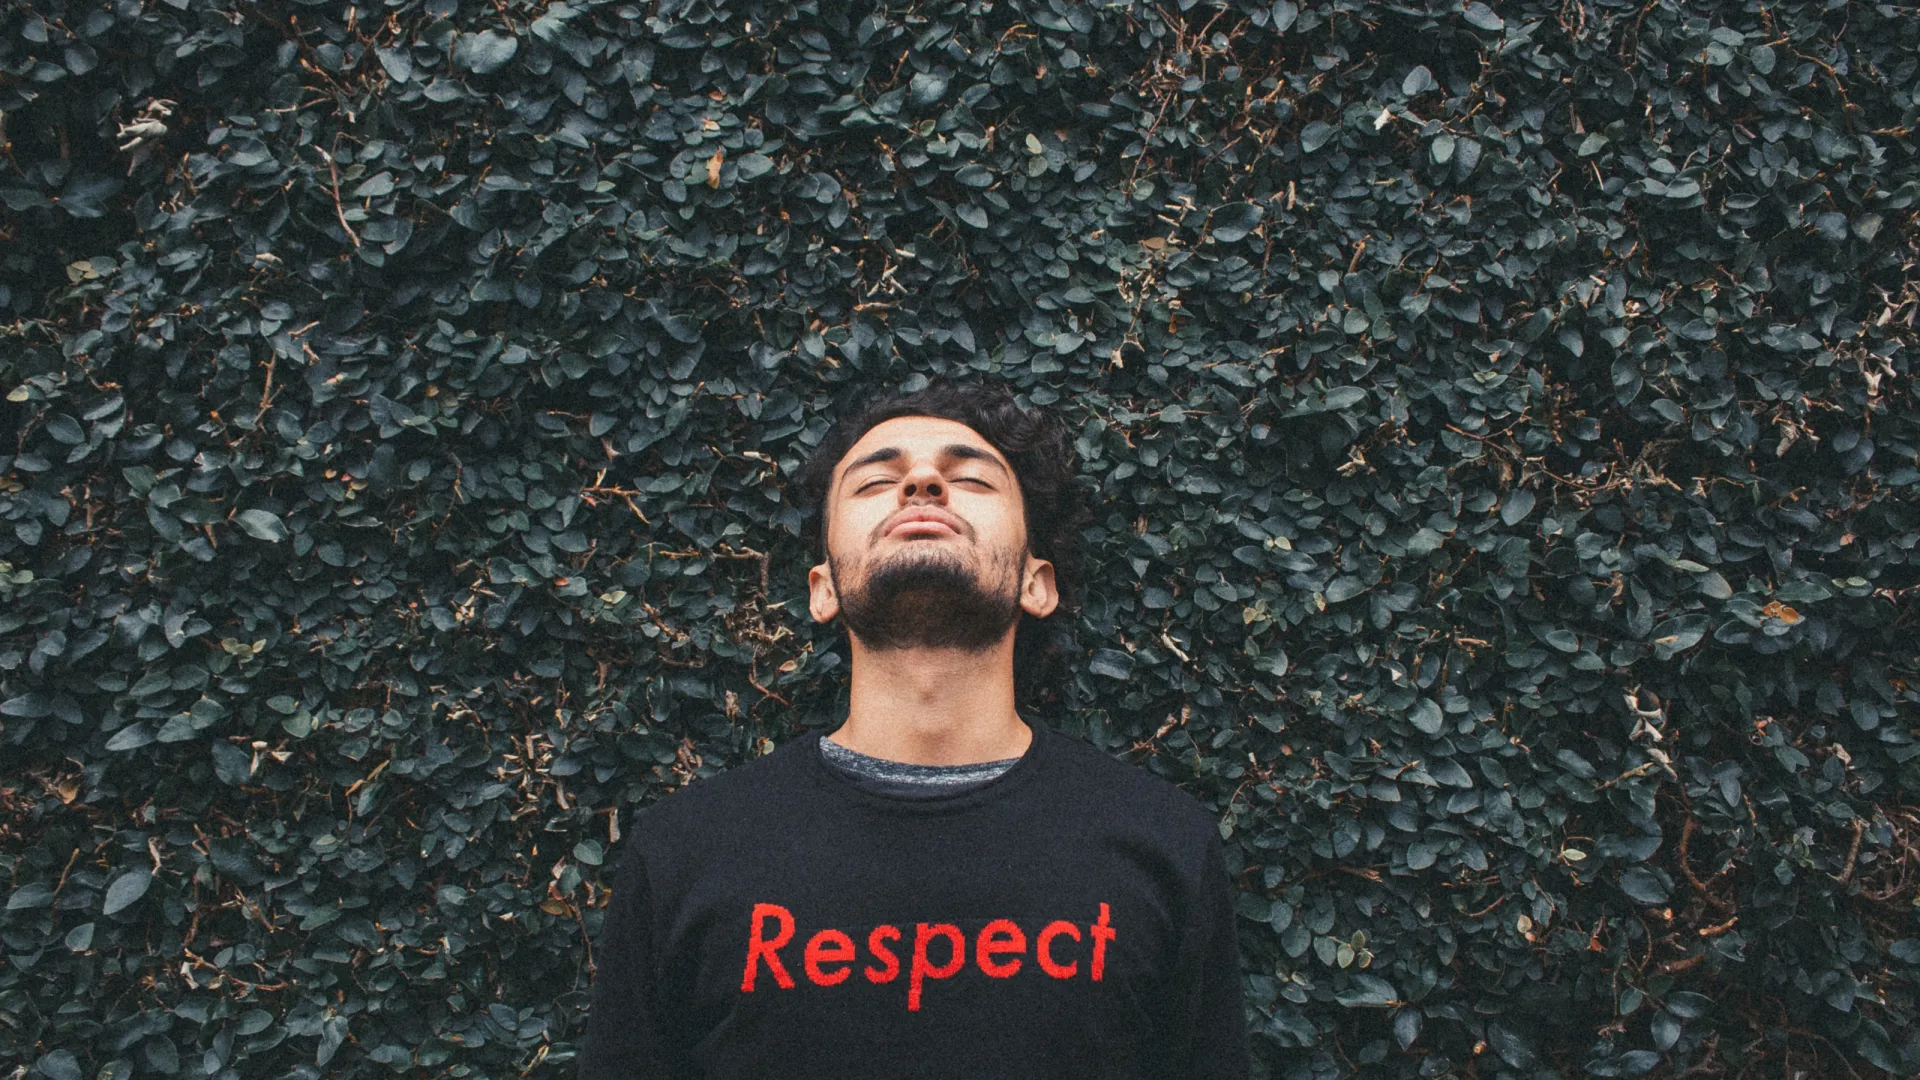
[{"left": 834, "top": 415, "right": 1010, "bottom": 479}]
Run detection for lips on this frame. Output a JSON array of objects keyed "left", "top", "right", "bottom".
[{"left": 885, "top": 509, "right": 964, "bottom": 538}]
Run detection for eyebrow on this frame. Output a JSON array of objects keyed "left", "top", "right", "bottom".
[{"left": 840, "top": 443, "right": 1009, "bottom": 486}]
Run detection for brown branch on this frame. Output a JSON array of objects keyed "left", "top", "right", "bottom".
[
  {"left": 1126, "top": 87, "right": 1176, "bottom": 189},
  {"left": 325, "top": 137, "right": 361, "bottom": 248},
  {"left": 1831, "top": 817, "right": 1865, "bottom": 885},
  {"left": 1698, "top": 914, "right": 1739, "bottom": 938},
  {"left": 45, "top": 847, "right": 81, "bottom": 932},
  {"left": 250, "top": 355, "right": 277, "bottom": 430},
  {"left": 1656, "top": 949, "right": 1705, "bottom": 975},
  {"left": 181, "top": 946, "right": 290, "bottom": 995},
  {"left": 1464, "top": 894, "right": 1507, "bottom": 919},
  {"left": 579, "top": 485, "right": 652, "bottom": 526},
  {"left": 1678, "top": 815, "right": 1737, "bottom": 911},
  {"left": 745, "top": 666, "right": 790, "bottom": 708}
]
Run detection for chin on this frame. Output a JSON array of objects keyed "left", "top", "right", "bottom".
[
  {"left": 834, "top": 550, "right": 1023, "bottom": 652},
  {"left": 867, "top": 550, "right": 977, "bottom": 592}
]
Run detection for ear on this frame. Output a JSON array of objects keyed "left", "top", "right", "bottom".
[
  {"left": 1018, "top": 556, "right": 1058, "bottom": 619},
  {"left": 807, "top": 560, "right": 841, "bottom": 624}
]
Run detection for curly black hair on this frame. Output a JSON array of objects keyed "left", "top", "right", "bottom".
[{"left": 796, "top": 379, "right": 1091, "bottom": 709}]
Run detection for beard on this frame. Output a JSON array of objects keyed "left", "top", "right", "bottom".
[{"left": 830, "top": 541, "right": 1024, "bottom": 652}]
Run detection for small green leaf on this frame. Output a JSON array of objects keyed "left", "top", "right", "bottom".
[
  {"left": 1487, "top": 1023, "right": 1537, "bottom": 1068},
  {"left": 1775, "top": 580, "right": 1831, "bottom": 603},
  {"left": 351, "top": 172, "right": 395, "bottom": 198},
  {"left": 46, "top": 414, "right": 84, "bottom": 443},
  {"left": 1405, "top": 527, "right": 1445, "bottom": 555},
  {"left": 1462, "top": 2, "right": 1504, "bottom": 31},
  {"left": 1324, "top": 386, "right": 1368, "bottom": 411},
  {"left": 7, "top": 882, "right": 53, "bottom": 910},
  {"left": 454, "top": 30, "right": 519, "bottom": 74},
  {"left": 1394, "top": 1009, "right": 1422, "bottom": 1049},
  {"left": 33, "top": 1052, "right": 82, "bottom": 1080},
  {"left": 211, "top": 741, "right": 252, "bottom": 785},
  {"left": 1334, "top": 973, "right": 1399, "bottom": 1007},
  {"left": 1614, "top": 1050, "right": 1661, "bottom": 1074},
  {"left": 1324, "top": 576, "right": 1367, "bottom": 603},
  {"left": 105, "top": 723, "right": 154, "bottom": 751},
  {"left": 1619, "top": 866, "right": 1671, "bottom": 905},
  {"left": 1500, "top": 489, "right": 1535, "bottom": 525},
  {"left": 1210, "top": 202, "right": 1264, "bottom": 243},
  {"left": 234, "top": 509, "right": 289, "bottom": 543},
  {"left": 1, "top": 692, "right": 52, "bottom": 717},
  {"left": 908, "top": 71, "right": 949, "bottom": 107},
  {"left": 1088, "top": 649, "right": 1133, "bottom": 680},
  {"left": 1651, "top": 1009, "right": 1680, "bottom": 1050},
  {"left": 1666, "top": 991, "right": 1713, "bottom": 1018},
  {"left": 102, "top": 868, "right": 151, "bottom": 915},
  {"left": 375, "top": 46, "right": 412, "bottom": 82}
]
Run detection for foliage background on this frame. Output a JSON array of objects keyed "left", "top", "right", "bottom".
[{"left": 3, "top": 0, "right": 1918, "bottom": 1076}]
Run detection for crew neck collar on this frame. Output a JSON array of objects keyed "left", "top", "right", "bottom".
[{"left": 802, "top": 725, "right": 1050, "bottom": 813}]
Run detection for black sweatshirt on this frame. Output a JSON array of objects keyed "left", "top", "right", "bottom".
[{"left": 577, "top": 726, "right": 1250, "bottom": 1079}]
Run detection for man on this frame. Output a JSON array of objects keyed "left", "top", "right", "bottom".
[{"left": 578, "top": 380, "right": 1249, "bottom": 1078}]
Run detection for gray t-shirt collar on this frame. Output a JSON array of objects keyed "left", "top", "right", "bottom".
[{"left": 818, "top": 733, "right": 1024, "bottom": 799}]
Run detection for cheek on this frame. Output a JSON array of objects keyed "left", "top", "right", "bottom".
[
  {"left": 968, "top": 500, "right": 1026, "bottom": 551},
  {"left": 829, "top": 505, "right": 884, "bottom": 555}
]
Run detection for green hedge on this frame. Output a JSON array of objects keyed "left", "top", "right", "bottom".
[{"left": 3, "top": 0, "right": 1917, "bottom": 1076}]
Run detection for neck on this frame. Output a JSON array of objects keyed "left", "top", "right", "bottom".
[{"left": 830, "top": 633, "right": 1031, "bottom": 765}]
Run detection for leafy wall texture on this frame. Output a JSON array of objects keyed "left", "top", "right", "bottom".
[{"left": 3, "top": 0, "right": 1917, "bottom": 1076}]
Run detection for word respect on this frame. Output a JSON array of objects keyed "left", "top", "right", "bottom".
[{"left": 739, "top": 902, "right": 1117, "bottom": 1011}]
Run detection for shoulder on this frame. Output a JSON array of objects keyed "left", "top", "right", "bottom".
[
  {"left": 1036, "top": 727, "right": 1218, "bottom": 838},
  {"left": 1035, "top": 729, "right": 1228, "bottom": 892},
  {"left": 621, "top": 733, "right": 817, "bottom": 852}
]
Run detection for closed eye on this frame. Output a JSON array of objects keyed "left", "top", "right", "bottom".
[{"left": 859, "top": 476, "right": 989, "bottom": 491}]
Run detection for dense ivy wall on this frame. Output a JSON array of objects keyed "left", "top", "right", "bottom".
[{"left": 3, "top": 0, "right": 1918, "bottom": 1076}]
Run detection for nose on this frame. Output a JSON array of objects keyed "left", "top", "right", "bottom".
[{"left": 899, "top": 460, "right": 946, "bottom": 503}]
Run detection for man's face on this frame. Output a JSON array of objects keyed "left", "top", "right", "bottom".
[{"left": 808, "top": 415, "right": 1057, "bottom": 651}]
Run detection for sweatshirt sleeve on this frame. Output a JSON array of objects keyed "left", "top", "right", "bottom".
[
  {"left": 1151, "top": 826, "right": 1252, "bottom": 1079},
  {"left": 577, "top": 839, "right": 680, "bottom": 1079}
]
